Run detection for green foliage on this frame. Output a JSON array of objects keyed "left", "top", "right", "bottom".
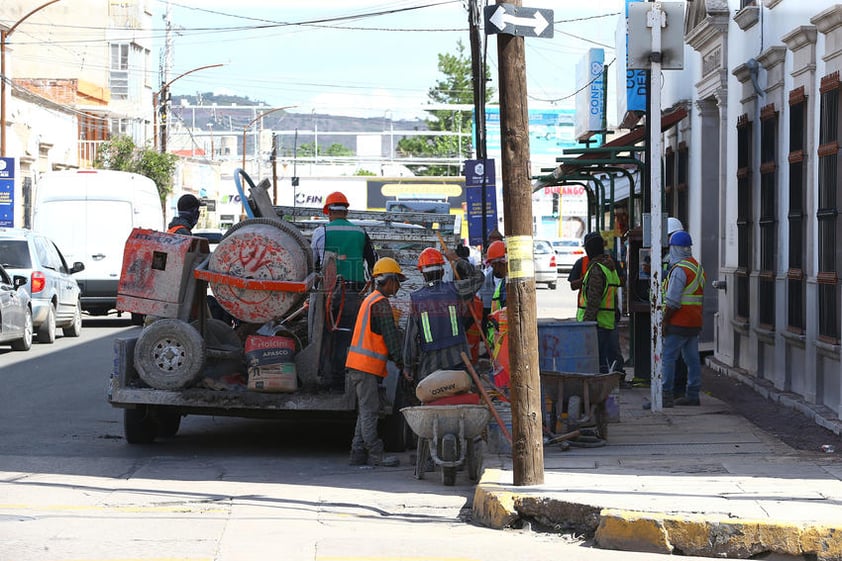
[
  {"left": 397, "top": 40, "right": 495, "bottom": 176},
  {"left": 94, "top": 136, "right": 178, "bottom": 206},
  {"left": 354, "top": 169, "right": 377, "bottom": 176},
  {"left": 294, "top": 142, "right": 352, "bottom": 158}
]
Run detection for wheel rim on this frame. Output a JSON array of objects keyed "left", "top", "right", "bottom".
[
  {"left": 24, "top": 311, "right": 33, "bottom": 346},
  {"left": 151, "top": 337, "right": 187, "bottom": 371}
]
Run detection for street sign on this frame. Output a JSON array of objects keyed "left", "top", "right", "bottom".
[
  {"left": 484, "top": 4, "right": 553, "bottom": 39},
  {"left": 0, "top": 158, "right": 15, "bottom": 227}
]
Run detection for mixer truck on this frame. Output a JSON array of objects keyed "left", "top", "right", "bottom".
[{"left": 108, "top": 174, "right": 462, "bottom": 449}]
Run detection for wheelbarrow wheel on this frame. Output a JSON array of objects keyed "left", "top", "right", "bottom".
[
  {"left": 134, "top": 319, "right": 206, "bottom": 390},
  {"left": 440, "top": 433, "right": 458, "bottom": 486}
]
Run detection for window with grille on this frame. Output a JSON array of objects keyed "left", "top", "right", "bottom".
[
  {"left": 758, "top": 104, "right": 777, "bottom": 329},
  {"left": 817, "top": 73, "right": 841, "bottom": 342},
  {"left": 110, "top": 43, "right": 129, "bottom": 100},
  {"left": 677, "top": 143, "right": 689, "bottom": 228},
  {"left": 787, "top": 88, "right": 806, "bottom": 333},
  {"left": 736, "top": 115, "right": 752, "bottom": 321},
  {"left": 664, "top": 148, "right": 675, "bottom": 216}
]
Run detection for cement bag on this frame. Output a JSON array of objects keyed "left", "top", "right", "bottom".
[
  {"left": 416, "top": 369, "right": 472, "bottom": 403},
  {"left": 245, "top": 335, "right": 298, "bottom": 393}
]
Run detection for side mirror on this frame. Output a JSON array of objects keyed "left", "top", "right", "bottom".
[
  {"left": 13, "top": 275, "right": 27, "bottom": 289},
  {"left": 71, "top": 262, "right": 85, "bottom": 274}
]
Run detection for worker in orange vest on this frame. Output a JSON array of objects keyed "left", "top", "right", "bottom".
[{"left": 345, "top": 257, "right": 405, "bottom": 467}]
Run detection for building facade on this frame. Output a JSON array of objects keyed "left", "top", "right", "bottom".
[{"left": 657, "top": 0, "right": 842, "bottom": 422}]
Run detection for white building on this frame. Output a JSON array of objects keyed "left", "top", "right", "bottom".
[{"left": 654, "top": 1, "right": 842, "bottom": 423}]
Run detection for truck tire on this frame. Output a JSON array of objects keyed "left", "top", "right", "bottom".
[
  {"left": 134, "top": 319, "right": 205, "bottom": 390},
  {"left": 155, "top": 408, "right": 182, "bottom": 438},
  {"left": 124, "top": 406, "right": 157, "bottom": 444}
]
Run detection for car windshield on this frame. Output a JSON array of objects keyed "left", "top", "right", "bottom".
[
  {"left": 553, "top": 240, "right": 580, "bottom": 248},
  {"left": 534, "top": 241, "right": 553, "bottom": 254},
  {"left": 0, "top": 240, "right": 32, "bottom": 268}
]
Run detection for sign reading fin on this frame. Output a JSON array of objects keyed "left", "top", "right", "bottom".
[{"left": 484, "top": 4, "right": 553, "bottom": 38}]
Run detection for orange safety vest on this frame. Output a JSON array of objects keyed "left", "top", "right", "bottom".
[
  {"left": 465, "top": 295, "right": 484, "bottom": 363},
  {"left": 665, "top": 257, "right": 705, "bottom": 328},
  {"left": 167, "top": 224, "right": 189, "bottom": 235},
  {"left": 345, "top": 291, "right": 390, "bottom": 377}
]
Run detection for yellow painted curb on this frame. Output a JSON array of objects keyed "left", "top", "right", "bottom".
[
  {"left": 596, "top": 509, "right": 842, "bottom": 560},
  {"left": 471, "top": 469, "right": 518, "bottom": 529}
]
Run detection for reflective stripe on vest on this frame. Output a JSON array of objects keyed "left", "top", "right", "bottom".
[
  {"left": 491, "top": 280, "right": 504, "bottom": 314},
  {"left": 664, "top": 258, "right": 705, "bottom": 328},
  {"left": 345, "top": 291, "right": 389, "bottom": 377},
  {"left": 576, "top": 262, "right": 620, "bottom": 330}
]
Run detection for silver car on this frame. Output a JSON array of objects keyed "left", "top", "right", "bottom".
[
  {"left": 0, "top": 264, "right": 32, "bottom": 351},
  {"left": 533, "top": 238, "right": 558, "bottom": 290},
  {"left": 0, "top": 228, "right": 84, "bottom": 343}
]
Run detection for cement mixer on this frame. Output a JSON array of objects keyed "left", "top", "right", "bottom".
[{"left": 108, "top": 169, "right": 462, "bottom": 447}]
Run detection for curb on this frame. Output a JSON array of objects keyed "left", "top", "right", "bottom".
[{"left": 472, "top": 473, "right": 842, "bottom": 560}]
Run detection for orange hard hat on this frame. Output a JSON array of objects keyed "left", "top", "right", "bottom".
[
  {"left": 485, "top": 240, "right": 507, "bottom": 264},
  {"left": 323, "top": 191, "right": 349, "bottom": 214},
  {"left": 418, "top": 247, "right": 446, "bottom": 272}
]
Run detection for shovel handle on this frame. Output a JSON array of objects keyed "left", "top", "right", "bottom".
[{"left": 462, "top": 351, "right": 512, "bottom": 445}]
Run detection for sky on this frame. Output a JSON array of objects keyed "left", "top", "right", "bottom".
[{"left": 154, "top": 0, "right": 625, "bottom": 120}]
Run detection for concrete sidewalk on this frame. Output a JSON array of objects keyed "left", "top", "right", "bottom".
[{"left": 472, "top": 385, "right": 842, "bottom": 560}]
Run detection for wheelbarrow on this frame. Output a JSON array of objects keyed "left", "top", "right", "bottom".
[
  {"left": 401, "top": 404, "right": 491, "bottom": 486},
  {"left": 540, "top": 371, "right": 621, "bottom": 440}
]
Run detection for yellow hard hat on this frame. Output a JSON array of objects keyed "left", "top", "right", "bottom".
[{"left": 372, "top": 257, "right": 407, "bottom": 281}]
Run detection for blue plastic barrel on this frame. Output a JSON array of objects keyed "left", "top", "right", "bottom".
[{"left": 537, "top": 319, "right": 599, "bottom": 373}]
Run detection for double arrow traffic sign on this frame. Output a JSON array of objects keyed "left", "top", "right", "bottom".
[{"left": 484, "top": 4, "right": 554, "bottom": 39}]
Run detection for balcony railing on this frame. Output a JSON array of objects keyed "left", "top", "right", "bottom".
[{"left": 78, "top": 140, "right": 105, "bottom": 168}]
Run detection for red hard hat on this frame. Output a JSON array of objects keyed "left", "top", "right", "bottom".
[
  {"left": 485, "top": 240, "right": 507, "bottom": 264},
  {"left": 323, "top": 191, "right": 349, "bottom": 214},
  {"left": 418, "top": 247, "right": 446, "bottom": 272}
]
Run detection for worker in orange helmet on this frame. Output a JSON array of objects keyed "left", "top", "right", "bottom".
[
  {"left": 403, "top": 247, "right": 484, "bottom": 384},
  {"left": 483, "top": 239, "right": 510, "bottom": 388},
  {"left": 311, "top": 191, "right": 378, "bottom": 392}
]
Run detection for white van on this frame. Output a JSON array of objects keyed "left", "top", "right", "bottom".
[{"left": 32, "top": 169, "right": 164, "bottom": 317}]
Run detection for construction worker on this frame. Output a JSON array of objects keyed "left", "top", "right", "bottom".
[
  {"left": 345, "top": 257, "right": 406, "bottom": 467},
  {"left": 577, "top": 231, "right": 623, "bottom": 374},
  {"left": 167, "top": 194, "right": 205, "bottom": 235},
  {"left": 403, "top": 247, "right": 484, "bottom": 383},
  {"left": 483, "top": 240, "right": 510, "bottom": 387},
  {"left": 311, "top": 191, "right": 378, "bottom": 391},
  {"left": 478, "top": 230, "right": 504, "bottom": 323},
  {"left": 660, "top": 230, "right": 706, "bottom": 407}
]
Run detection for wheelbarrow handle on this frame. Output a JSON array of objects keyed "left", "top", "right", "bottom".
[{"left": 462, "top": 352, "right": 512, "bottom": 445}]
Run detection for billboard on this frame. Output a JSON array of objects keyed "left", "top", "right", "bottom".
[
  {"left": 481, "top": 107, "right": 583, "bottom": 157},
  {"left": 0, "top": 158, "right": 14, "bottom": 227}
]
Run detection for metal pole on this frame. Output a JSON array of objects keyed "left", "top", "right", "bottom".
[{"left": 648, "top": 2, "right": 665, "bottom": 411}]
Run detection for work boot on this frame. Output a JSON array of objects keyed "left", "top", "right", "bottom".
[
  {"left": 349, "top": 450, "right": 368, "bottom": 466},
  {"left": 368, "top": 443, "right": 400, "bottom": 467},
  {"left": 674, "top": 396, "right": 700, "bottom": 406},
  {"left": 643, "top": 392, "right": 674, "bottom": 410}
]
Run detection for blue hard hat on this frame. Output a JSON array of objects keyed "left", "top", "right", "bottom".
[{"left": 669, "top": 230, "right": 692, "bottom": 247}]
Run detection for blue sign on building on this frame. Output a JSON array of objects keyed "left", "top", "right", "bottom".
[
  {"left": 464, "top": 159, "right": 498, "bottom": 246},
  {"left": 0, "top": 158, "right": 15, "bottom": 227}
]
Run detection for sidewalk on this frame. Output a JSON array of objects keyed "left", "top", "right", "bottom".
[{"left": 472, "top": 383, "right": 842, "bottom": 560}]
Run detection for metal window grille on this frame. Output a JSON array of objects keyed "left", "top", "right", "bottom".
[
  {"left": 787, "top": 95, "right": 806, "bottom": 332},
  {"left": 736, "top": 117, "right": 752, "bottom": 321},
  {"left": 817, "top": 85, "right": 840, "bottom": 342},
  {"left": 758, "top": 110, "right": 777, "bottom": 328}
]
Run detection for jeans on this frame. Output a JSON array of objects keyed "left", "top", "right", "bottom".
[
  {"left": 596, "top": 326, "right": 624, "bottom": 374},
  {"left": 661, "top": 333, "right": 701, "bottom": 400}
]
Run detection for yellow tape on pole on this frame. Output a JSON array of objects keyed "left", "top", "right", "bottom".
[{"left": 506, "top": 235, "right": 534, "bottom": 279}]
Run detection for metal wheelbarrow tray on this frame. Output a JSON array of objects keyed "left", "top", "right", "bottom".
[
  {"left": 401, "top": 404, "right": 491, "bottom": 486},
  {"left": 540, "top": 371, "right": 621, "bottom": 439}
]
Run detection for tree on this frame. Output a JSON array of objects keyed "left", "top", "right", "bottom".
[
  {"left": 94, "top": 136, "right": 178, "bottom": 207},
  {"left": 397, "top": 40, "right": 495, "bottom": 176}
]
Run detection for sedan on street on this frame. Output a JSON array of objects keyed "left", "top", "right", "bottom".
[
  {"left": 551, "top": 238, "right": 585, "bottom": 273},
  {"left": 533, "top": 239, "right": 558, "bottom": 290}
]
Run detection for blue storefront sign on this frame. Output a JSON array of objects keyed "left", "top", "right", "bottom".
[
  {"left": 0, "top": 158, "right": 15, "bottom": 227},
  {"left": 464, "top": 159, "right": 498, "bottom": 246}
]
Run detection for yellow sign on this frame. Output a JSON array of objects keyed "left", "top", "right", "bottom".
[{"left": 506, "top": 235, "right": 534, "bottom": 279}]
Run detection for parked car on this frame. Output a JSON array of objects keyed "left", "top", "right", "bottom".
[
  {"left": 533, "top": 239, "right": 558, "bottom": 290},
  {"left": 551, "top": 238, "right": 586, "bottom": 273},
  {"left": 0, "top": 264, "right": 32, "bottom": 351},
  {"left": 0, "top": 228, "right": 85, "bottom": 343}
]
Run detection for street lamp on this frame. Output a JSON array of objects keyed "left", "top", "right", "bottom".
[
  {"left": 241, "top": 105, "right": 294, "bottom": 173},
  {"left": 155, "top": 63, "right": 223, "bottom": 153},
  {"left": 1, "top": 0, "right": 63, "bottom": 157}
]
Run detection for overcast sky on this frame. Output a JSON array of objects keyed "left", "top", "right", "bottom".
[{"left": 154, "top": 0, "right": 624, "bottom": 119}]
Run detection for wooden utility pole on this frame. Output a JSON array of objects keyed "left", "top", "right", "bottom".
[{"left": 495, "top": 0, "right": 544, "bottom": 486}]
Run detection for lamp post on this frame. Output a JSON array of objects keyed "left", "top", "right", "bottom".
[
  {"left": 155, "top": 63, "right": 223, "bottom": 153},
  {"left": 1, "top": 0, "right": 63, "bottom": 157},
  {"left": 241, "top": 105, "right": 294, "bottom": 173}
]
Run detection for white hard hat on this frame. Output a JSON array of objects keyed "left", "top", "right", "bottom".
[{"left": 667, "top": 217, "right": 684, "bottom": 236}]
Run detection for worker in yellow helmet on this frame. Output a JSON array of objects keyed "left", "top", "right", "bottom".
[{"left": 345, "top": 257, "right": 406, "bottom": 467}]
